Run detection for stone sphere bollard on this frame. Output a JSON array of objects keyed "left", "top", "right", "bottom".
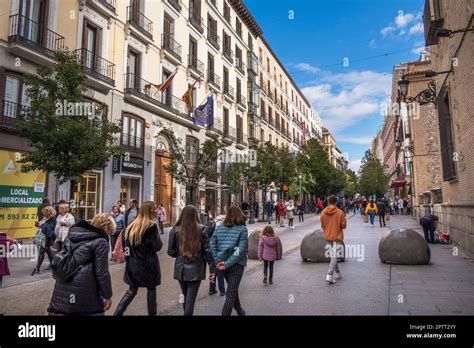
[
  {"left": 300, "top": 229, "right": 345, "bottom": 262},
  {"left": 247, "top": 229, "right": 282, "bottom": 260},
  {"left": 379, "top": 228, "right": 430, "bottom": 265}
]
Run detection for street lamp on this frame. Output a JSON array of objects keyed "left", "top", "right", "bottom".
[
  {"left": 436, "top": 26, "right": 474, "bottom": 38},
  {"left": 397, "top": 70, "right": 452, "bottom": 105}
]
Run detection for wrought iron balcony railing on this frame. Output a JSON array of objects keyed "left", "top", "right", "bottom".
[
  {"left": 207, "top": 31, "right": 220, "bottom": 50},
  {"left": 224, "top": 84, "right": 235, "bottom": 99},
  {"left": 75, "top": 48, "right": 115, "bottom": 85},
  {"left": 207, "top": 72, "right": 221, "bottom": 89},
  {"left": 223, "top": 125, "right": 236, "bottom": 141},
  {"left": 188, "top": 54, "right": 205, "bottom": 75},
  {"left": 127, "top": 6, "right": 153, "bottom": 39},
  {"left": 8, "top": 14, "right": 65, "bottom": 57},
  {"left": 161, "top": 33, "right": 182, "bottom": 61}
]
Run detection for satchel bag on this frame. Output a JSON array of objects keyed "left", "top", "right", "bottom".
[{"left": 35, "top": 229, "right": 46, "bottom": 248}]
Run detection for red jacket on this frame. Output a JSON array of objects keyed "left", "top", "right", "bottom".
[{"left": 276, "top": 203, "right": 286, "bottom": 216}]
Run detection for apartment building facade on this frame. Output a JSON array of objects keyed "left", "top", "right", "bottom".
[{"left": 0, "top": 0, "right": 324, "bottom": 236}]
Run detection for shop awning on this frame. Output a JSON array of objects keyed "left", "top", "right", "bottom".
[{"left": 390, "top": 176, "right": 407, "bottom": 188}]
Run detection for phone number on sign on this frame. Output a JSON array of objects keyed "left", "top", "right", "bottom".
[{"left": 0, "top": 213, "right": 38, "bottom": 220}]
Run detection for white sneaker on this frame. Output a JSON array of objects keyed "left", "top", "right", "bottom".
[
  {"left": 326, "top": 274, "right": 336, "bottom": 284},
  {"left": 290, "top": 226, "right": 295, "bottom": 229},
  {"left": 334, "top": 272, "right": 342, "bottom": 279}
]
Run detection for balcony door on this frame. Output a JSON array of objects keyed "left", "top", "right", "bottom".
[
  {"left": 161, "top": 70, "right": 173, "bottom": 106},
  {"left": 163, "top": 14, "right": 175, "bottom": 49},
  {"left": 189, "top": 36, "right": 197, "bottom": 68},
  {"left": 127, "top": 49, "right": 140, "bottom": 89},
  {"left": 82, "top": 21, "right": 101, "bottom": 72},
  {"left": 19, "top": 0, "right": 48, "bottom": 44}
]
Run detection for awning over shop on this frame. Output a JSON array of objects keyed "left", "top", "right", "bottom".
[{"left": 390, "top": 176, "right": 407, "bottom": 188}]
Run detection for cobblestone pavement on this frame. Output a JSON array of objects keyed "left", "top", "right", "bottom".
[{"left": 1, "top": 213, "right": 473, "bottom": 315}]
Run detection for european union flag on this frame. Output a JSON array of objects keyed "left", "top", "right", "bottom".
[{"left": 194, "top": 95, "right": 213, "bottom": 127}]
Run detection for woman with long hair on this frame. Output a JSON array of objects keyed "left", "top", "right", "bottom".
[
  {"left": 210, "top": 206, "right": 248, "bottom": 316},
  {"left": 167, "top": 205, "right": 217, "bottom": 315},
  {"left": 114, "top": 201, "right": 163, "bottom": 316},
  {"left": 32, "top": 206, "right": 57, "bottom": 275}
]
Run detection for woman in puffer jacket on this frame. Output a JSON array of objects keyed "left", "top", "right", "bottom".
[
  {"left": 258, "top": 226, "right": 281, "bottom": 284},
  {"left": 47, "top": 213, "right": 116, "bottom": 315}
]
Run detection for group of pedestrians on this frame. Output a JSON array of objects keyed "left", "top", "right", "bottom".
[{"left": 264, "top": 199, "right": 304, "bottom": 228}]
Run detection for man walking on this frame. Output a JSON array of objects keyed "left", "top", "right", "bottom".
[
  {"left": 320, "top": 195, "right": 347, "bottom": 284},
  {"left": 265, "top": 200, "right": 274, "bottom": 224},
  {"left": 376, "top": 198, "right": 387, "bottom": 227}
]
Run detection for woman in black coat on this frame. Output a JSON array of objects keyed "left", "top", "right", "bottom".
[
  {"left": 114, "top": 201, "right": 163, "bottom": 316},
  {"left": 47, "top": 214, "right": 115, "bottom": 315},
  {"left": 32, "top": 206, "right": 57, "bottom": 275},
  {"left": 168, "top": 205, "right": 217, "bottom": 316}
]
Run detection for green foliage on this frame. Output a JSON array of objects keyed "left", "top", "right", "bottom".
[
  {"left": 15, "top": 50, "right": 121, "bottom": 184},
  {"left": 344, "top": 169, "right": 359, "bottom": 198},
  {"left": 359, "top": 149, "right": 389, "bottom": 197}
]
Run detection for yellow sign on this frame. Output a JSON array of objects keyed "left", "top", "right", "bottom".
[{"left": 0, "top": 150, "right": 46, "bottom": 239}]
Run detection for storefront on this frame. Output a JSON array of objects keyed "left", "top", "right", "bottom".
[
  {"left": 118, "top": 155, "right": 144, "bottom": 205},
  {"left": 0, "top": 150, "right": 46, "bottom": 238},
  {"left": 70, "top": 172, "right": 102, "bottom": 221}
]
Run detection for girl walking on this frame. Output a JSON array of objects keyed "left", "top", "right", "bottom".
[
  {"left": 210, "top": 206, "right": 248, "bottom": 316},
  {"left": 365, "top": 198, "right": 378, "bottom": 227},
  {"left": 258, "top": 226, "right": 281, "bottom": 284},
  {"left": 167, "top": 205, "right": 217, "bottom": 316},
  {"left": 114, "top": 201, "right": 163, "bottom": 316}
]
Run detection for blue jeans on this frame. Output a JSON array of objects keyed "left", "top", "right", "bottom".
[
  {"left": 209, "top": 269, "right": 225, "bottom": 293},
  {"left": 368, "top": 211, "right": 376, "bottom": 225}
]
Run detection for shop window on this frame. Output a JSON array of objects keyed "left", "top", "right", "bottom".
[{"left": 70, "top": 172, "right": 101, "bottom": 221}]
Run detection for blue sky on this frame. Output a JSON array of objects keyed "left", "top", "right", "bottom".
[{"left": 244, "top": 0, "right": 426, "bottom": 171}]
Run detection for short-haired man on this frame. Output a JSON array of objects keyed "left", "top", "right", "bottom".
[
  {"left": 125, "top": 199, "right": 139, "bottom": 227},
  {"left": 320, "top": 195, "right": 347, "bottom": 284},
  {"left": 420, "top": 214, "right": 439, "bottom": 244}
]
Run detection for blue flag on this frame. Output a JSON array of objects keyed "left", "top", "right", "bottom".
[{"left": 194, "top": 95, "right": 213, "bottom": 127}]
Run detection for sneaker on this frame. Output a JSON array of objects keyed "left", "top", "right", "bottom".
[
  {"left": 220, "top": 291, "right": 226, "bottom": 296},
  {"left": 290, "top": 226, "right": 295, "bottom": 229},
  {"left": 334, "top": 272, "right": 342, "bottom": 279},
  {"left": 326, "top": 274, "right": 336, "bottom": 284},
  {"left": 208, "top": 289, "right": 217, "bottom": 295}
]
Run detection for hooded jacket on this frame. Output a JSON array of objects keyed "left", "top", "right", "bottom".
[
  {"left": 258, "top": 235, "right": 280, "bottom": 261},
  {"left": 320, "top": 205, "right": 347, "bottom": 242},
  {"left": 47, "top": 220, "right": 112, "bottom": 315}
]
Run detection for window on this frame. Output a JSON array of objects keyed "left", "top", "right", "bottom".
[
  {"left": 235, "top": 46, "right": 243, "bottom": 69},
  {"left": 223, "top": 1, "right": 230, "bottom": 22},
  {"left": 223, "top": 107, "right": 230, "bottom": 134},
  {"left": 122, "top": 113, "right": 144, "bottom": 154},
  {"left": 437, "top": 86, "right": 456, "bottom": 181},
  {"left": 189, "top": 36, "right": 198, "bottom": 67},
  {"left": 189, "top": 0, "right": 202, "bottom": 30},
  {"left": 236, "top": 78, "right": 242, "bottom": 101},
  {"left": 260, "top": 129, "right": 264, "bottom": 141},
  {"left": 161, "top": 69, "right": 173, "bottom": 105},
  {"left": 237, "top": 115, "right": 243, "bottom": 142},
  {"left": 236, "top": 18, "right": 242, "bottom": 38},
  {"left": 248, "top": 33, "right": 253, "bottom": 50},
  {"left": 208, "top": 53, "right": 215, "bottom": 75},
  {"left": 223, "top": 31, "right": 231, "bottom": 58},
  {"left": 127, "top": 49, "right": 141, "bottom": 88},
  {"left": 2, "top": 72, "right": 28, "bottom": 120},
  {"left": 70, "top": 172, "right": 101, "bottom": 221},
  {"left": 267, "top": 57, "right": 270, "bottom": 72},
  {"left": 269, "top": 133, "right": 272, "bottom": 144},
  {"left": 259, "top": 48, "right": 263, "bottom": 63},
  {"left": 186, "top": 136, "right": 199, "bottom": 164},
  {"left": 19, "top": 0, "right": 49, "bottom": 44},
  {"left": 223, "top": 67, "right": 229, "bottom": 92},
  {"left": 82, "top": 20, "right": 101, "bottom": 71}
]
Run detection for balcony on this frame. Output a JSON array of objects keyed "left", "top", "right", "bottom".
[
  {"left": 1, "top": 100, "right": 25, "bottom": 129},
  {"left": 189, "top": 10, "right": 204, "bottom": 33},
  {"left": 236, "top": 59, "right": 246, "bottom": 75},
  {"left": 207, "top": 32, "right": 220, "bottom": 50},
  {"left": 424, "top": 0, "right": 443, "bottom": 46},
  {"left": 126, "top": 6, "right": 153, "bottom": 41},
  {"left": 86, "top": 0, "right": 116, "bottom": 17},
  {"left": 206, "top": 117, "right": 223, "bottom": 136},
  {"left": 188, "top": 54, "right": 205, "bottom": 76},
  {"left": 268, "top": 90, "right": 274, "bottom": 101},
  {"left": 224, "top": 84, "right": 235, "bottom": 101},
  {"left": 223, "top": 125, "right": 236, "bottom": 144},
  {"left": 121, "top": 134, "right": 144, "bottom": 157},
  {"left": 161, "top": 33, "right": 182, "bottom": 62},
  {"left": 75, "top": 48, "right": 115, "bottom": 90},
  {"left": 8, "top": 14, "right": 65, "bottom": 65},
  {"left": 261, "top": 108, "right": 267, "bottom": 122},
  {"left": 237, "top": 94, "right": 246, "bottom": 109},
  {"left": 167, "top": 0, "right": 181, "bottom": 12},
  {"left": 207, "top": 72, "right": 221, "bottom": 91},
  {"left": 223, "top": 48, "right": 234, "bottom": 64},
  {"left": 247, "top": 51, "right": 259, "bottom": 75},
  {"left": 123, "top": 73, "right": 196, "bottom": 128},
  {"left": 236, "top": 132, "right": 248, "bottom": 149}
]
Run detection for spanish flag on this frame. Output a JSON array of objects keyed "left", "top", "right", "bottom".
[{"left": 182, "top": 76, "right": 202, "bottom": 113}]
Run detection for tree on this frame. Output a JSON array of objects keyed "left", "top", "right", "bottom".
[
  {"left": 344, "top": 169, "right": 359, "bottom": 198},
  {"left": 16, "top": 50, "right": 121, "bottom": 183},
  {"left": 157, "top": 122, "right": 227, "bottom": 205},
  {"left": 359, "top": 149, "right": 389, "bottom": 197}
]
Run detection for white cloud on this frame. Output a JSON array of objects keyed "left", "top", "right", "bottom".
[
  {"left": 337, "top": 136, "right": 373, "bottom": 145},
  {"left": 348, "top": 159, "right": 362, "bottom": 172},
  {"left": 381, "top": 11, "right": 424, "bottom": 38},
  {"left": 368, "top": 39, "right": 377, "bottom": 48},
  {"left": 380, "top": 26, "right": 396, "bottom": 37},
  {"left": 290, "top": 63, "right": 320, "bottom": 74},
  {"left": 411, "top": 40, "right": 427, "bottom": 55},
  {"left": 395, "top": 12, "right": 414, "bottom": 28},
  {"left": 302, "top": 70, "right": 392, "bottom": 132}
]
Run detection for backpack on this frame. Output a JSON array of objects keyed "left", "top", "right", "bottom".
[
  {"left": 204, "top": 220, "right": 217, "bottom": 239},
  {"left": 112, "top": 232, "right": 126, "bottom": 263},
  {"left": 51, "top": 240, "right": 91, "bottom": 282}
]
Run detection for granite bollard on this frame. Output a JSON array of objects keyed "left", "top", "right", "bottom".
[
  {"left": 300, "top": 229, "right": 345, "bottom": 262},
  {"left": 379, "top": 228, "right": 430, "bottom": 265},
  {"left": 247, "top": 229, "right": 282, "bottom": 260}
]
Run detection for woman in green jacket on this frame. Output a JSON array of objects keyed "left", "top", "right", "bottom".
[{"left": 210, "top": 206, "right": 248, "bottom": 316}]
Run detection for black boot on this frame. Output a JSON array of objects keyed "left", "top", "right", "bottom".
[
  {"left": 236, "top": 307, "right": 246, "bottom": 316},
  {"left": 114, "top": 290, "right": 136, "bottom": 316},
  {"left": 31, "top": 268, "right": 39, "bottom": 276},
  {"left": 147, "top": 288, "right": 157, "bottom": 316}
]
